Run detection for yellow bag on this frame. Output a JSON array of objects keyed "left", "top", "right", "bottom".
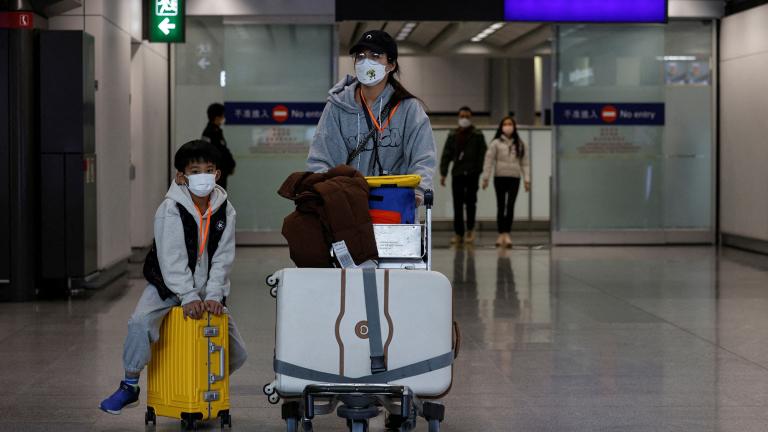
[{"left": 365, "top": 174, "right": 421, "bottom": 188}]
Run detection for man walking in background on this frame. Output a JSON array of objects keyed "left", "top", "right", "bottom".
[
  {"left": 202, "top": 103, "right": 237, "bottom": 190},
  {"left": 439, "top": 106, "right": 487, "bottom": 245}
]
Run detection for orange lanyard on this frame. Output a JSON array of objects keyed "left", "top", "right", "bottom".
[
  {"left": 194, "top": 204, "right": 212, "bottom": 261},
  {"left": 360, "top": 88, "right": 401, "bottom": 133}
]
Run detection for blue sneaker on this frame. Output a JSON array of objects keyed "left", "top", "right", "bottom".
[{"left": 99, "top": 381, "right": 140, "bottom": 415}]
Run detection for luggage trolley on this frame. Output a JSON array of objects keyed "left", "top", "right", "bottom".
[{"left": 264, "top": 189, "right": 452, "bottom": 432}]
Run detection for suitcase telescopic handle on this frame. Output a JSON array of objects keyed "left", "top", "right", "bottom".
[{"left": 209, "top": 342, "right": 225, "bottom": 383}]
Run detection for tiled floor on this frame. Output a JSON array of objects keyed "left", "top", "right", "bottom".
[{"left": 3, "top": 240, "right": 768, "bottom": 431}]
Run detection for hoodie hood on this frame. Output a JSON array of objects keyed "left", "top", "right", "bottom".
[
  {"left": 328, "top": 75, "right": 396, "bottom": 115},
  {"left": 166, "top": 181, "right": 228, "bottom": 219}
]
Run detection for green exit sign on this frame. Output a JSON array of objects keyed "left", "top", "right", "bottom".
[{"left": 144, "top": 0, "right": 185, "bottom": 43}]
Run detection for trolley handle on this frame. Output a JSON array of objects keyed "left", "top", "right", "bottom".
[{"left": 424, "top": 189, "right": 434, "bottom": 209}]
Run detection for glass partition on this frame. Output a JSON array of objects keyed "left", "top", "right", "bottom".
[
  {"left": 174, "top": 17, "right": 333, "bottom": 239},
  {"left": 553, "top": 22, "right": 714, "bottom": 243}
]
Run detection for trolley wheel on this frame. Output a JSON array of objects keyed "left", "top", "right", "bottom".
[
  {"left": 302, "top": 419, "right": 314, "bottom": 432},
  {"left": 427, "top": 419, "right": 440, "bottom": 432},
  {"left": 385, "top": 413, "right": 405, "bottom": 430},
  {"left": 145, "top": 407, "right": 156, "bottom": 426},
  {"left": 286, "top": 417, "right": 299, "bottom": 432},
  {"left": 349, "top": 420, "right": 368, "bottom": 432},
  {"left": 263, "top": 382, "right": 276, "bottom": 396}
]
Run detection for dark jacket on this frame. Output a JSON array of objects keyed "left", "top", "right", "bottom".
[
  {"left": 143, "top": 200, "right": 228, "bottom": 301},
  {"left": 202, "top": 122, "right": 236, "bottom": 177},
  {"left": 439, "top": 126, "right": 487, "bottom": 177},
  {"left": 279, "top": 165, "right": 378, "bottom": 268}
]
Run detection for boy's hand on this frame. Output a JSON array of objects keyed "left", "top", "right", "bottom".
[
  {"left": 183, "top": 300, "right": 205, "bottom": 320},
  {"left": 205, "top": 300, "right": 224, "bottom": 316}
]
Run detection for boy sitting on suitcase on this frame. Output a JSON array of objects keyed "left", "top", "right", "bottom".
[{"left": 100, "top": 140, "right": 248, "bottom": 414}]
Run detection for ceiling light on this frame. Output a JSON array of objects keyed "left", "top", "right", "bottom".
[{"left": 470, "top": 22, "right": 507, "bottom": 42}]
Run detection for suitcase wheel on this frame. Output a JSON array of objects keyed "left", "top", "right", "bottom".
[
  {"left": 180, "top": 412, "right": 203, "bottom": 431},
  {"left": 219, "top": 410, "right": 232, "bottom": 429},
  {"left": 266, "top": 274, "right": 279, "bottom": 287},
  {"left": 270, "top": 286, "right": 278, "bottom": 298},
  {"left": 263, "top": 382, "right": 276, "bottom": 396},
  {"left": 145, "top": 407, "right": 156, "bottom": 426},
  {"left": 268, "top": 392, "right": 281, "bottom": 404}
]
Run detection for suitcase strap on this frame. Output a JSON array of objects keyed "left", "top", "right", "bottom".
[
  {"left": 273, "top": 351, "right": 454, "bottom": 384},
  {"left": 362, "top": 268, "right": 386, "bottom": 374}
]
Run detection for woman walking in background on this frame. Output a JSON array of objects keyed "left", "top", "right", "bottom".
[{"left": 482, "top": 116, "right": 530, "bottom": 248}]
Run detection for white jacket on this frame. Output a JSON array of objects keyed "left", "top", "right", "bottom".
[
  {"left": 482, "top": 135, "right": 530, "bottom": 183},
  {"left": 154, "top": 182, "right": 236, "bottom": 305}
]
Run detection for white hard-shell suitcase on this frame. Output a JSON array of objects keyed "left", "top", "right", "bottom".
[{"left": 270, "top": 268, "right": 453, "bottom": 397}]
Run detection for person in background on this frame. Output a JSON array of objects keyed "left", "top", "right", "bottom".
[
  {"left": 439, "top": 106, "right": 487, "bottom": 245},
  {"left": 481, "top": 116, "right": 530, "bottom": 248},
  {"left": 202, "top": 103, "right": 237, "bottom": 190},
  {"left": 307, "top": 30, "right": 436, "bottom": 203}
]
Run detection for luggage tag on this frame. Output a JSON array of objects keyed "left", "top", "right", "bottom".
[{"left": 332, "top": 240, "right": 357, "bottom": 269}]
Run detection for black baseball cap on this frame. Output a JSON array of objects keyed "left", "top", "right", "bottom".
[{"left": 349, "top": 30, "right": 398, "bottom": 61}]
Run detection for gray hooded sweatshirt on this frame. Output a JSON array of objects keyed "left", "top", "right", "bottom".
[
  {"left": 307, "top": 76, "right": 436, "bottom": 195},
  {"left": 153, "top": 182, "right": 236, "bottom": 305}
]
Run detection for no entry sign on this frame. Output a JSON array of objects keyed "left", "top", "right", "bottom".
[
  {"left": 225, "top": 102, "right": 326, "bottom": 126},
  {"left": 0, "top": 12, "right": 34, "bottom": 29},
  {"left": 554, "top": 103, "right": 665, "bottom": 126}
]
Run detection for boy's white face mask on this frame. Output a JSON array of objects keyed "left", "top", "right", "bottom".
[{"left": 186, "top": 173, "right": 216, "bottom": 197}]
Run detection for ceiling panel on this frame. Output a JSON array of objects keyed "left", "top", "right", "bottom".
[
  {"left": 338, "top": 21, "right": 358, "bottom": 47},
  {"left": 485, "top": 22, "right": 540, "bottom": 46},
  {"left": 336, "top": 21, "right": 550, "bottom": 58},
  {"left": 408, "top": 21, "right": 450, "bottom": 47}
]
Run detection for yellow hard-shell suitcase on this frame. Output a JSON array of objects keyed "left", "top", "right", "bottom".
[
  {"left": 365, "top": 174, "right": 421, "bottom": 188},
  {"left": 145, "top": 307, "right": 232, "bottom": 429}
]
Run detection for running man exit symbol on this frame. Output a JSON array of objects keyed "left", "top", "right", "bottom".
[{"left": 156, "top": 0, "right": 178, "bottom": 16}]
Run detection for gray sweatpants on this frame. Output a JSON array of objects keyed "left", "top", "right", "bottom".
[{"left": 123, "top": 285, "right": 248, "bottom": 375}]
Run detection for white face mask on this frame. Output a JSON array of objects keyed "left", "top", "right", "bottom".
[
  {"left": 458, "top": 118, "right": 472, "bottom": 128},
  {"left": 355, "top": 59, "right": 388, "bottom": 86},
  {"left": 186, "top": 173, "right": 216, "bottom": 197},
  {"left": 502, "top": 125, "right": 515, "bottom": 136}
]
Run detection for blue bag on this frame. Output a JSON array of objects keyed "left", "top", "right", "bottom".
[{"left": 368, "top": 187, "right": 416, "bottom": 224}]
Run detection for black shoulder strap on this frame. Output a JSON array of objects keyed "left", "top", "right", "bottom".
[
  {"left": 176, "top": 203, "right": 199, "bottom": 274},
  {"left": 346, "top": 93, "right": 395, "bottom": 169},
  {"left": 206, "top": 199, "right": 229, "bottom": 271}
]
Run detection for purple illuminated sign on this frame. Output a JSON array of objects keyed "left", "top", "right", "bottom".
[{"left": 505, "top": 0, "right": 667, "bottom": 23}]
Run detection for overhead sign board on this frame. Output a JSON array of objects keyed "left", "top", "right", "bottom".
[
  {"left": 505, "top": 0, "right": 667, "bottom": 23},
  {"left": 144, "top": 0, "right": 185, "bottom": 43},
  {"left": 554, "top": 103, "right": 665, "bottom": 126}
]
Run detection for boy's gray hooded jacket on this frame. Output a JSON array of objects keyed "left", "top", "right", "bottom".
[
  {"left": 153, "top": 182, "right": 236, "bottom": 305},
  {"left": 307, "top": 76, "right": 436, "bottom": 195}
]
